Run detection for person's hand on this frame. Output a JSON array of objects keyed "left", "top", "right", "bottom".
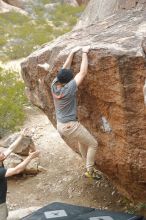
[
  {"left": 82, "top": 46, "right": 90, "bottom": 53},
  {"left": 29, "top": 150, "right": 40, "bottom": 159},
  {"left": 0, "top": 152, "right": 6, "bottom": 161},
  {"left": 71, "top": 46, "right": 81, "bottom": 54}
]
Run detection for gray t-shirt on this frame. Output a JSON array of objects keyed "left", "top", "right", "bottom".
[{"left": 51, "top": 77, "right": 77, "bottom": 123}]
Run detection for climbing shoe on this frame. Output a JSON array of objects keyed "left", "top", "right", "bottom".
[{"left": 84, "top": 169, "right": 102, "bottom": 180}]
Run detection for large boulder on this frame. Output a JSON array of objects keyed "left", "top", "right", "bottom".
[
  {"left": 75, "top": 0, "right": 146, "bottom": 29},
  {"left": 21, "top": 0, "right": 146, "bottom": 202}
]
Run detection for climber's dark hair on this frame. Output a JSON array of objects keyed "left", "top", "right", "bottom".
[{"left": 57, "top": 68, "right": 73, "bottom": 84}]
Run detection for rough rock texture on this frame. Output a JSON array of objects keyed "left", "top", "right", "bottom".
[
  {"left": 0, "top": 0, "right": 28, "bottom": 14},
  {"left": 3, "top": 0, "right": 25, "bottom": 9},
  {"left": 75, "top": 0, "right": 146, "bottom": 29},
  {"left": 21, "top": 0, "right": 146, "bottom": 202},
  {"left": 0, "top": 133, "right": 35, "bottom": 156}
]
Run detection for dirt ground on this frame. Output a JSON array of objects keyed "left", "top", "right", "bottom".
[{"left": 7, "top": 106, "right": 146, "bottom": 218}]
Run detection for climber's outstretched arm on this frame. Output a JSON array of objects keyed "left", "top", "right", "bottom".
[
  {"left": 74, "top": 46, "right": 90, "bottom": 87},
  {"left": 5, "top": 150, "right": 40, "bottom": 177},
  {"left": 3, "top": 128, "right": 28, "bottom": 158},
  {"left": 62, "top": 46, "right": 80, "bottom": 69}
]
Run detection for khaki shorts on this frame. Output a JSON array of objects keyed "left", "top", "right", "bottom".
[{"left": 0, "top": 203, "right": 8, "bottom": 220}]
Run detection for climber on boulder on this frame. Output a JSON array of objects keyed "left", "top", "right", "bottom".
[{"left": 51, "top": 46, "right": 101, "bottom": 180}]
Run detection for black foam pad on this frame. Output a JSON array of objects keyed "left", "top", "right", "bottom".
[
  {"left": 21, "top": 202, "right": 94, "bottom": 220},
  {"left": 21, "top": 202, "right": 145, "bottom": 220}
]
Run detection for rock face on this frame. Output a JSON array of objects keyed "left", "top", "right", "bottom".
[
  {"left": 21, "top": 0, "right": 146, "bottom": 202},
  {"left": 0, "top": 0, "right": 28, "bottom": 14},
  {"left": 3, "top": 0, "right": 25, "bottom": 9},
  {"left": 75, "top": 0, "right": 146, "bottom": 29},
  {"left": 0, "top": 133, "right": 35, "bottom": 156}
]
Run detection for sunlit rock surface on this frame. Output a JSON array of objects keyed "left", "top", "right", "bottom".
[{"left": 75, "top": 0, "right": 146, "bottom": 29}]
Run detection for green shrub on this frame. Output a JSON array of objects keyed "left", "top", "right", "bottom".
[
  {"left": 52, "top": 4, "right": 84, "bottom": 27},
  {"left": 0, "top": 3, "right": 84, "bottom": 61},
  {"left": 0, "top": 11, "right": 30, "bottom": 24},
  {"left": 0, "top": 37, "right": 7, "bottom": 46},
  {"left": 41, "top": 0, "right": 51, "bottom": 4},
  {"left": 0, "top": 68, "right": 27, "bottom": 136}
]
